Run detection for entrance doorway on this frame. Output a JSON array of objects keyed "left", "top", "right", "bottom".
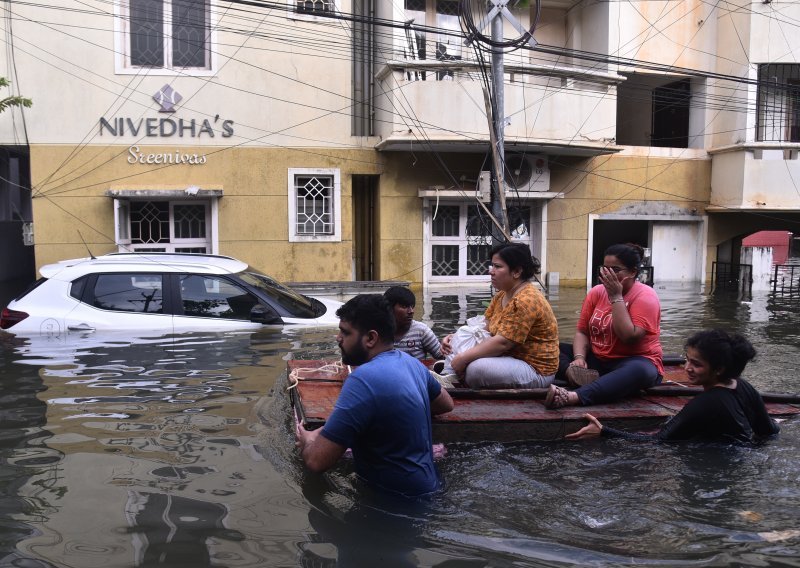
[
  {"left": 591, "top": 219, "right": 649, "bottom": 284},
  {"left": 0, "top": 146, "right": 34, "bottom": 294},
  {"left": 352, "top": 175, "right": 378, "bottom": 280},
  {"left": 590, "top": 216, "right": 706, "bottom": 286}
]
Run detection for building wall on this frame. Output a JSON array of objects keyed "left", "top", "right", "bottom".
[
  {"left": 546, "top": 152, "right": 711, "bottom": 286},
  {"left": 5, "top": 0, "right": 795, "bottom": 290},
  {"left": 30, "top": 145, "right": 384, "bottom": 282}
]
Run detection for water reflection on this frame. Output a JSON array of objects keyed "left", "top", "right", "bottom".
[
  {"left": 0, "top": 287, "right": 798, "bottom": 567},
  {"left": 0, "top": 334, "right": 57, "bottom": 568},
  {"left": 125, "top": 491, "right": 243, "bottom": 567},
  {"left": 4, "top": 329, "right": 320, "bottom": 567}
]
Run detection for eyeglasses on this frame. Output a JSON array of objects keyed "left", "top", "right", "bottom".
[{"left": 599, "top": 265, "right": 626, "bottom": 274}]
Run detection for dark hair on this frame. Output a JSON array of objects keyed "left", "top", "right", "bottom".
[
  {"left": 383, "top": 286, "right": 416, "bottom": 308},
  {"left": 604, "top": 243, "right": 645, "bottom": 273},
  {"left": 335, "top": 294, "right": 396, "bottom": 343},
  {"left": 489, "top": 242, "right": 540, "bottom": 280},
  {"left": 684, "top": 329, "right": 756, "bottom": 382}
]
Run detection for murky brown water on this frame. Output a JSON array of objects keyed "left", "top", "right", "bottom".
[{"left": 1, "top": 284, "right": 799, "bottom": 567}]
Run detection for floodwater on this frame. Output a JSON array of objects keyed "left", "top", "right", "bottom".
[{"left": 1, "top": 284, "right": 799, "bottom": 567}]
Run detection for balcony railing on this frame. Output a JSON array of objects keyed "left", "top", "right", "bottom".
[{"left": 377, "top": 56, "right": 623, "bottom": 85}]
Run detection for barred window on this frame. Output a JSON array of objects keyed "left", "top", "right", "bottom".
[
  {"left": 295, "top": 175, "right": 334, "bottom": 236},
  {"left": 428, "top": 202, "right": 535, "bottom": 281},
  {"left": 288, "top": 169, "right": 342, "bottom": 242},
  {"left": 116, "top": 199, "right": 211, "bottom": 253},
  {"left": 756, "top": 64, "right": 800, "bottom": 142}
]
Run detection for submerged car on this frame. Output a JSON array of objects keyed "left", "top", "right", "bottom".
[{"left": 1, "top": 253, "right": 342, "bottom": 335}]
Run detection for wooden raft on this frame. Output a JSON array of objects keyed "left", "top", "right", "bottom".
[{"left": 287, "top": 359, "right": 800, "bottom": 443}]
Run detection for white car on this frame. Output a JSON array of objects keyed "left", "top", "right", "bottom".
[{"left": 1, "top": 253, "right": 342, "bottom": 336}]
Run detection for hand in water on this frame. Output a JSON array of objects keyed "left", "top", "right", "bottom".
[{"left": 565, "top": 414, "right": 603, "bottom": 440}]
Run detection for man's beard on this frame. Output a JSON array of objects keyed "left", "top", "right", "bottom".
[{"left": 341, "top": 339, "right": 370, "bottom": 366}]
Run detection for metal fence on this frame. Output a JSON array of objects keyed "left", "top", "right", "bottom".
[
  {"left": 772, "top": 263, "right": 800, "bottom": 295},
  {"left": 711, "top": 262, "right": 753, "bottom": 296}
]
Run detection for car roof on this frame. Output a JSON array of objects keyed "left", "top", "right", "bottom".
[{"left": 39, "top": 253, "right": 249, "bottom": 280}]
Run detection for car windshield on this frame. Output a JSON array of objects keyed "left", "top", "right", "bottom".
[{"left": 238, "top": 271, "right": 319, "bottom": 317}]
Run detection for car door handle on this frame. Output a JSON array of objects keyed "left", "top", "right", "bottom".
[{"left": 68, "top": 324, "right": 95, "bottom": 331}]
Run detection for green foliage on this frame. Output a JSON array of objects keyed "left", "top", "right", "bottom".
[{"left": 0, "top": 76, "right": 32, "bottom": 113}]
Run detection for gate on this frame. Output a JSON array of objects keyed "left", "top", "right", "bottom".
[
  {"left": 711, "top": 262, "right": 753, "bottom": 295},
  {"left": 772, "top": 263, "right": 800, "bottom": 295}
]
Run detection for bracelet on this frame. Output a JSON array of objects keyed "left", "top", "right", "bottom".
[
  {"left": 573, "top": 354, "right": 585, "bottom": 360},
  {"left": 610, "top": 298, "right": 625, "bottom": 304}
]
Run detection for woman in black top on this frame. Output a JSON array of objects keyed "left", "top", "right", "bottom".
[{"left": 566, "top": 329, "right": 779, "bottom": 444}]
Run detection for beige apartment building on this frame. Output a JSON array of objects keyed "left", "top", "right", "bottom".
[{"left": 0, "top": 0, "right": 797, "bottom": 288}]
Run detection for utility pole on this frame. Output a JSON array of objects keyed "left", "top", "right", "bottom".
[
  {"left": 490, "top": 14, "right": 508, "bottom": 243},
  {"left": 466, "top": 0, "right": 537, "bottom": 244}
]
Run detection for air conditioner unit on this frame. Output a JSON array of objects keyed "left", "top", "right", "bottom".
[{"left": 503, "top": 154, "right": 550, "bottom": 194}]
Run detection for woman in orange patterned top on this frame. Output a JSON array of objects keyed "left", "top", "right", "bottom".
[{"left": 442, "top": 243, "right": 559, "bottom": 389}]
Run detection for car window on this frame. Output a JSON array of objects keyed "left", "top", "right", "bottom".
[
  {"left": 14, "top": 277, "right": 48, "bottom": 301},
  {"left": 70, "top": 276, "right": 88, "bottom": 300},
  {"left": 238, "top": 272, "right": 319, "bottom": 318},
  {"left": 91, "top": 274, "right": 164, "bottom": 313},
  {"left": 179, "top": 275, "right": 259, "bottom": 320}
]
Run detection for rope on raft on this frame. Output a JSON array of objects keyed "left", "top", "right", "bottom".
[{"left": 287, "top": 360, "right": 350, "bottom": 391}]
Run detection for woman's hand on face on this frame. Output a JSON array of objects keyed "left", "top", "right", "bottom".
[
  {"left": 565, "top": 414, "right": 603, "bottom": 440},
  {"left": 441, "top": 334, "right": 453, "bottom": 356},
  {"left": 598, "top": 266, "right": 624, "bottom": 299}
]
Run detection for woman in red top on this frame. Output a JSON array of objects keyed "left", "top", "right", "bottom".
[{"left": 545, "top": 243, "right": 663, "bottom": 409}]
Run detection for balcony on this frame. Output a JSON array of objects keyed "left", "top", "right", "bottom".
[
  {"left": 374, "top": 57, "right": 623, "bottom": 157},
  {"left": 709, "top": 144, "right": 800, "bottom": 211}
]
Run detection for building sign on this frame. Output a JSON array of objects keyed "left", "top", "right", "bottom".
[
  {"left": 99, "top": 85, "right": 234, "bottom": 139},
  {"left": 127, "top": 145, "right": 208, "bottom": 165},
  {"left": 101, "top": 117, "right": 233, "bottom": 138},
  {"left": 154, "top": 84, "right": 182, "bottom": 112}
]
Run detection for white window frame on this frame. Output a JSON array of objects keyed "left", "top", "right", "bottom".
[
  {"left": 423, "top": 199, "right": 545, "bottom": 285},
  {"left": 114, "top": 0, "right": 217, "bottom": 76},
  {"left": 113, "top": 197, "right": 218, "bottom": 253},
  {"left": 426, "top": 202, "right": 504, "bottom": 283},
  {"left": 287, "top": 0, "right": 339, "bottom": 22},
  {"left": 288, "top": 168, "right": 342, "bottom": 243}
]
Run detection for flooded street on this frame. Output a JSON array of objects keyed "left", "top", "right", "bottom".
[{"left": 1, "top": 285, "right": 799, "bottom": 567}]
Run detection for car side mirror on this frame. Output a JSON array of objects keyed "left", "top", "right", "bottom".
[{"left": 250, "top": 303, "right": 283, "bottom": 325}]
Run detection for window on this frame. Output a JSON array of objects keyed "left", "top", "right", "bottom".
[
  {"left": 118, "top": 0, "right": 213, "bottom": 73},
  {"left": 295, "top": 0, "right": 335, "bottom": 15},
  {"left": 290, "top": 0, "right": 336, "bottom": 21},
  {"left": 90, "top": 274, "right": 164, "bottom": 313},
  {"left": 288, "top": 168, "right": 342, "bottom": 242},
  {"left": 115, "top": 200, "right": 212, "bottom": 253},
  {"left": 757, "top": 64, "right": 800, "bottom": 142},
  {"left": 403, "top": 0, "right": 462, "bottom": 81},
  {"left": 427, "top": 202, "right": 533, "bottom": 281},
  {"left": 179, "top": 275, "right": 258, "bottom": 319}
]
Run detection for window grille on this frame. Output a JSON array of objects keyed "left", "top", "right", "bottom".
[
  {"left": 127, "top": 200, "right": 209, "bottom": 253},
  {"left": 756, "top": 64, "right": 800, "bottom": 142},
  {"left": 295, "top": 175, "right": 334, "bottom": 236},
  {"left": 429, "top": 202, "right": 534, "bottom": 280}
]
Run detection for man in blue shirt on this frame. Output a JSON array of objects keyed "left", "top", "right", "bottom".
[{"left": 295, "top": 294, "right": 454, "bottom": 497}]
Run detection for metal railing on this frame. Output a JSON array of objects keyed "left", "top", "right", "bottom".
[
  {"left": 772, "top": 263, "right": 800, "bottom": 295},
  {"left": 711, "top": 262, "right": 753, "bottom": 296}
]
